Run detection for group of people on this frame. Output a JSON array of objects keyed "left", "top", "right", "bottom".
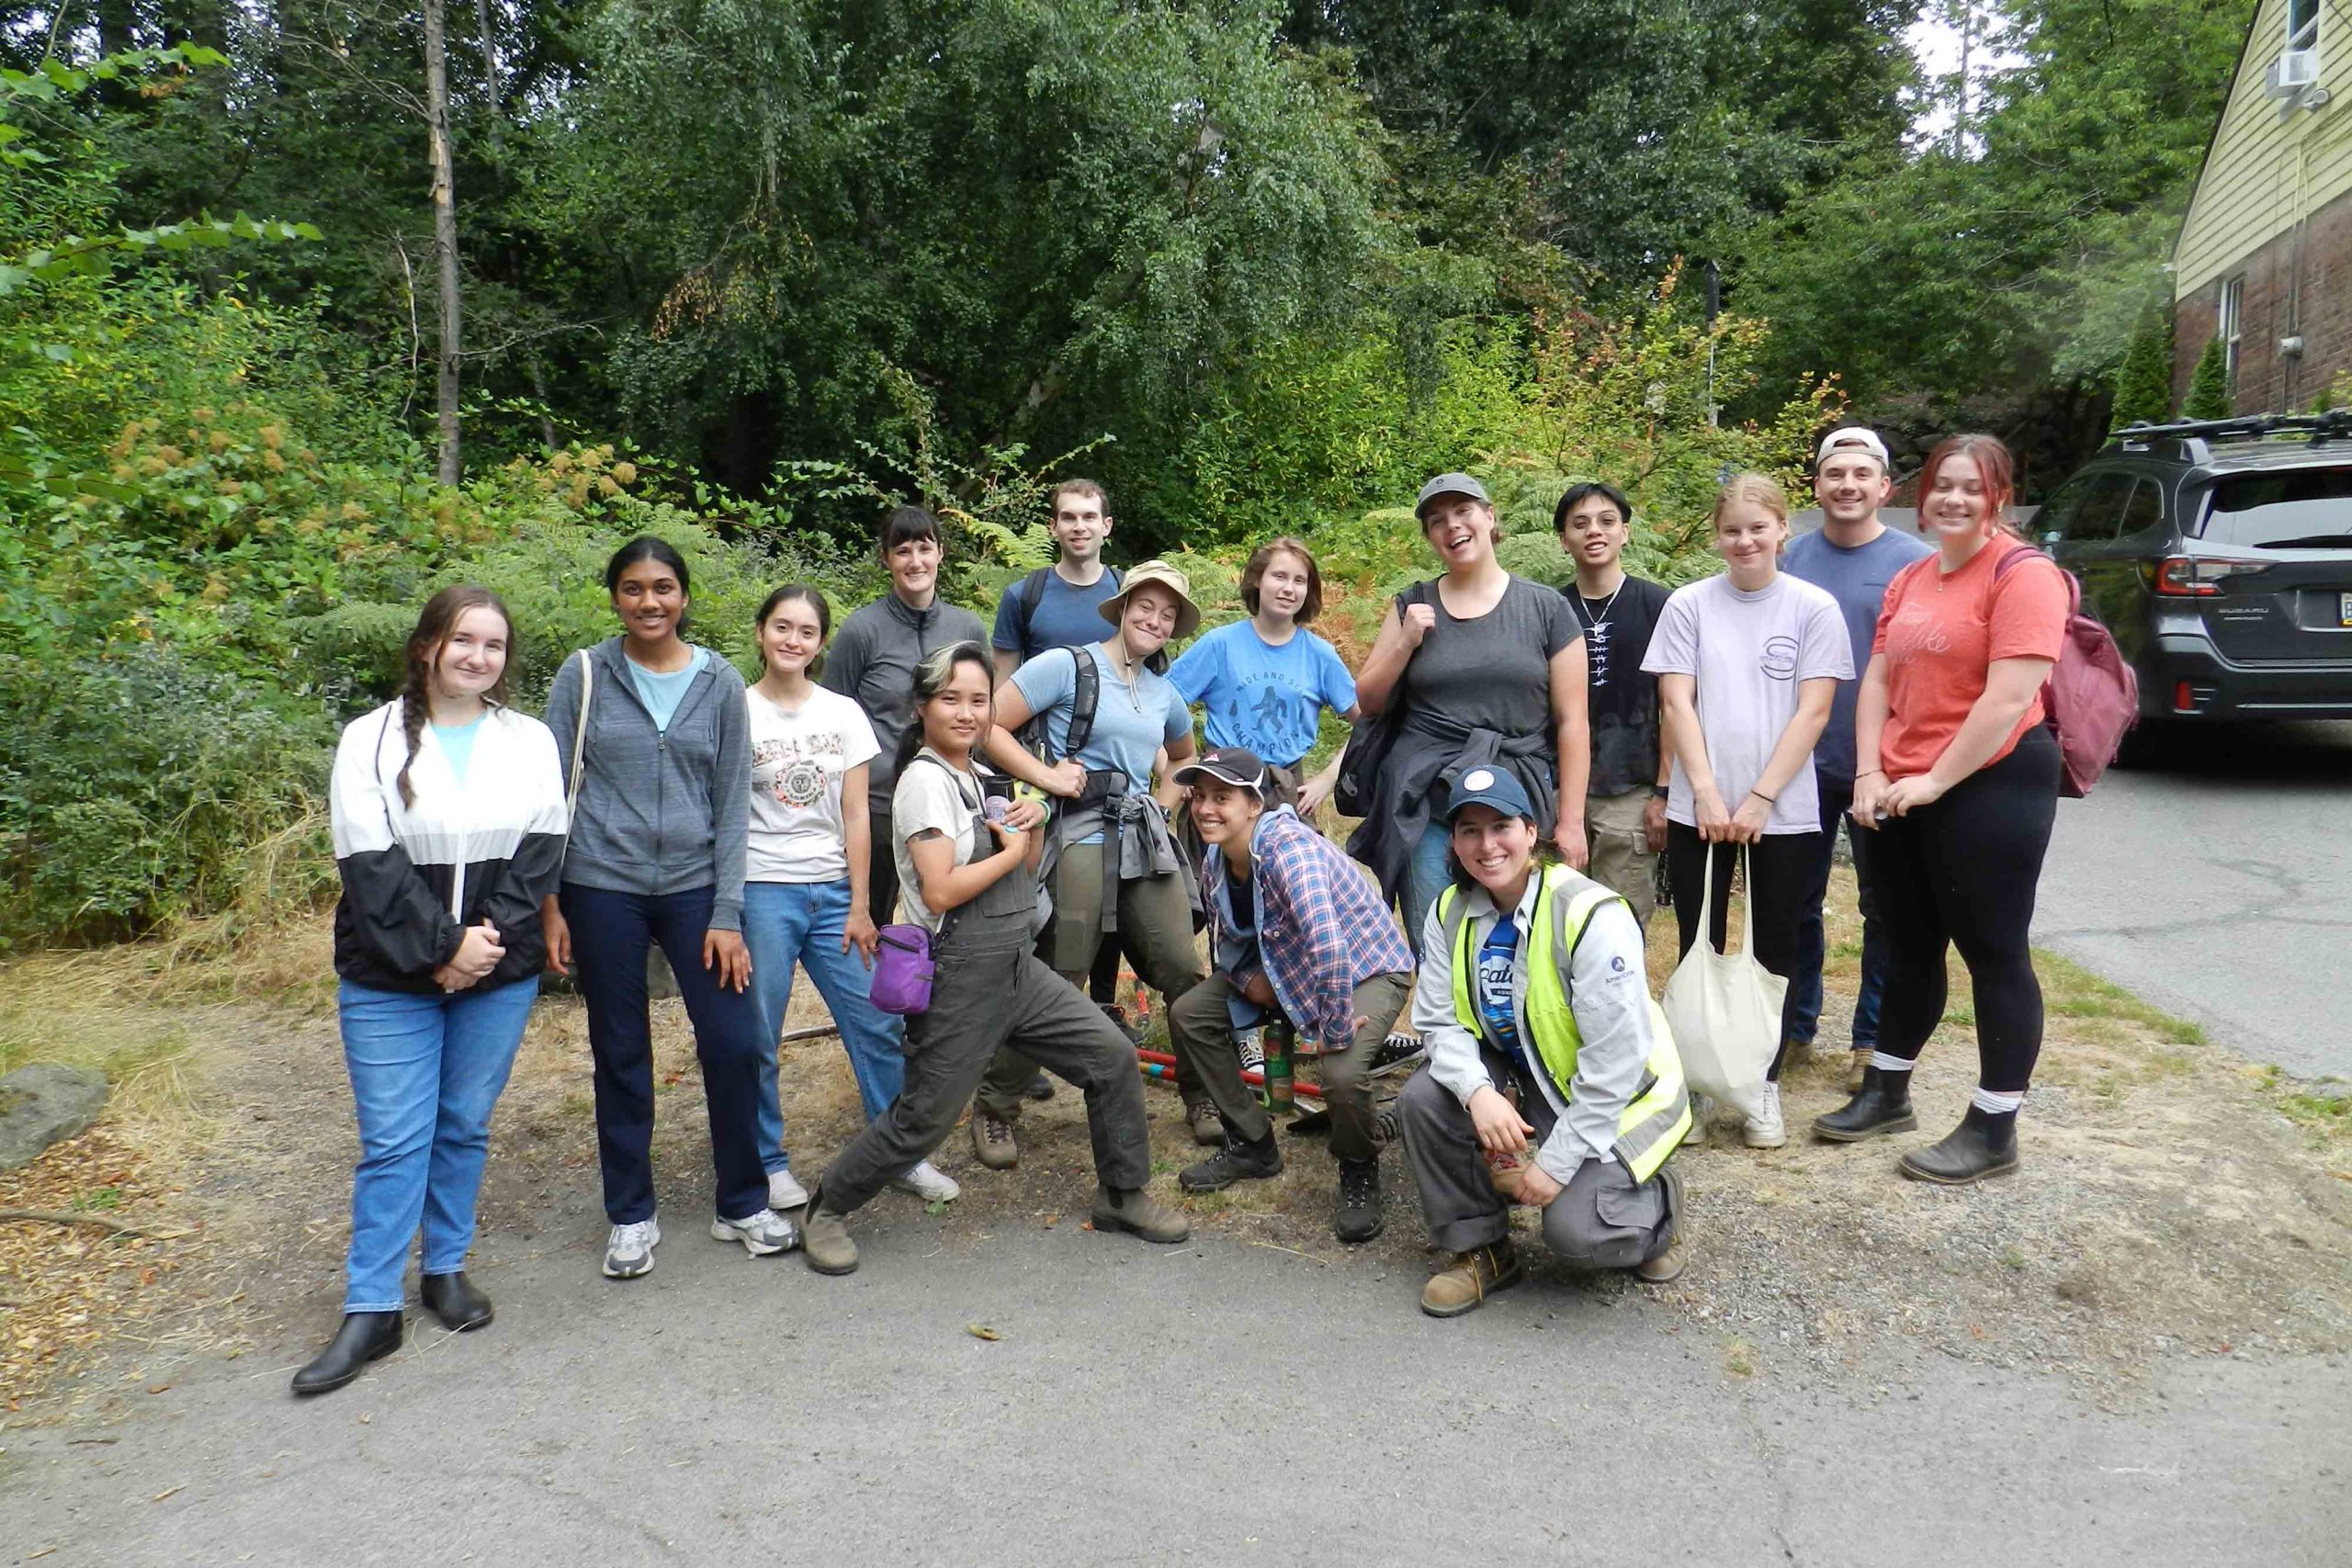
[{"left": 296, "top": 428, "right": 2075, "bottom": 1392}]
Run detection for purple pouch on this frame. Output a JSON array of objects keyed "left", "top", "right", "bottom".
[{"left": 869, "top": 924, "right": 935, "bottom": 1015}]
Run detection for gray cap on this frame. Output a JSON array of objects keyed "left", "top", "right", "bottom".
[{"left": 1415, "top": 472, "right": 1490, "bottom": 520}]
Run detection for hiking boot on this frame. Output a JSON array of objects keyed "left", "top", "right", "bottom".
[
  {"left": 1812, "top": 1066, "right": 1917, "bottom": 1143},
  {"left": 799, "top": 1190, "right": 859, "bottom": 1276},
  {"left": 1742, "top": 1082, "right": 1787, "bottom": 1149},
  {"left": 1333, "top": 1157, "right": 1383, "bottom": 1244},
  {"left": 419, "top": 1269, "right": 493, "bottom": 1332},
  {"left": 1781, "top": 1036, "right": 1815, "bottom": 1069},
  {"left": 710, "top": 1208, "right": 798, "bottom": 1257},
  {"left": 602, "top": 1217, "right": 661, "bottom": 1280},
  {"left": 1420, "top": 1239, "right": 1522, "bottom": 1318},
  {"left": 971, "top": 1107, "right": 1019, "bottom": 1170},
  {"left": 1180, "top": 1131, "right": 1283, "bottom": 1193},
  {"left": 1182, "top": 1097, "right": 1225, "bottom": 1146},
  {"left": 766, "top": 1166, "right": 809, "bottom": 1212},
  {"left": 1091, "top": 1183, "right": 1192, "bottom": 1244},
  {"left": 1847, "top": 1048, "right": 1871, "bottom": 1094},
  {"left": 889, "top": 1160, "right": 962, "bottom": 1203},
  {"left": 290, "top": 1310, "right": 402, "bottom": 1396},
  {"left": 1634, "top": 1238, "right": 1688, "bottom": 1284},
  {"left": 1023, "top": 1069, "right": 1056, "bottom": 1101},
  {"left": 1899, "top": 1107, "right": 2019, "bottom": 1186},
  {"left": 1101, "top": 1003, "right": 1148, "bottom": 1046}
]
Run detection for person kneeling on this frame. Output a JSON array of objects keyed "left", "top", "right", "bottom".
[
  {"left": 1166, "top": 748, "right": 1415, "bottom": 1242},
  {"left": 798, "top": 641, "right": 1188, "bottom": 1275},
  {"left": 1399, "top": 767, "right": 1693, "bottom": 1317}
]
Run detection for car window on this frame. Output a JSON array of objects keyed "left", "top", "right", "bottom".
[
  {"left": 2201, "top": 469, "right": 2352, "bottom": 547},
  {"left": 2044, "top": 473, "right": 2134, "bottom": 544},
  {"left": 2117, "top": 478, "right": 2164, "bottom": 537}
]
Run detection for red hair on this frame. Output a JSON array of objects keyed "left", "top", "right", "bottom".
[{"left": 1917, "top": 434, "right": 2016, "bottom": 538}]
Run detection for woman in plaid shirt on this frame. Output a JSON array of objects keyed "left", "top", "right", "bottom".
[{"left": 1165, "top": 746, "right": 1416, "bottom": 1243}]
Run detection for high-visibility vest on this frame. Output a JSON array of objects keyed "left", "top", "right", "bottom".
[{"left": 1438, "top": 864, "right": 1692, "bottom": 1183}]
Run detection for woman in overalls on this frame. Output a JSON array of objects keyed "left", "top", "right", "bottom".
[{"left": 797, "top": 641, "right": 1191, "bottom": 1275}]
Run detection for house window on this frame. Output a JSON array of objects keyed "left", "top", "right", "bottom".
[
  {"left": 2220, "top": 275, "right": 2245, "bottom": 389},
  {"left": 2289, "top": 0, "right": 2320, "bottom": 52}
]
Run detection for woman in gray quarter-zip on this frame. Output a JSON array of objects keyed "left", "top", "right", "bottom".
[{"left": 540, "top": 537, "right": 797, "bottom": 1281}]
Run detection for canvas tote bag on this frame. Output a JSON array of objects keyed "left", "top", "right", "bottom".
[{"left": 1660, "top": 844, "right": 1784, "bottom": 1123}]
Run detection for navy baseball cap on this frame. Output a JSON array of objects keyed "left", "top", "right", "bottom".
[{"left": 1445, "top": 763, "right": 1535, "bottom": 823}]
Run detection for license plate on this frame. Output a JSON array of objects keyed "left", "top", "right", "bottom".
[{"left": 2343, "top": 592, "right": 2352, "bottom": 627}]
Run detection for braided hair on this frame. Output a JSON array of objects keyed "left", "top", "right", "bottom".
[{"left": 396, "top": 585, "right": 515, "bottom": 807}]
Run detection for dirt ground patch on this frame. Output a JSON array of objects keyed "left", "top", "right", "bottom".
[{"left": 4, "top": 868, "right": 2350, "bottom": 1418}]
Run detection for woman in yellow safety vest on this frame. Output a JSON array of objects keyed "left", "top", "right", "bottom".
[{"left": 1397, "top": 763, "right": 1693, "bottom": 1317}]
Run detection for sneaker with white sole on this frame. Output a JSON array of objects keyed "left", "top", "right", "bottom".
[
  {"left": 889, "top": 1160, "right": 962, "bottom": 1203},
  {"left": 767, "top": 1167, "right": 809, "bottom": 1212},
  {"left": 711, "top": 1208, "right": 799, "bottom": 1256},
  {"left": 1236, "top": 1026, "right": 1265, "bottom": 1077},
  {"left": 603, "top": 1217, "right": 662, "bottom": 1280},
  {"left": 1742, "top": 1082, "right": 1787, "bottom": 1149},
  {"left": 1682, "top": 1094, "right": 1713, "bottom": 1146}
]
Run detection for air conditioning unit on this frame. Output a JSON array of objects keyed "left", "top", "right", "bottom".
[{"left": 2267, "top": 48, "right": 2321, "bottom": 96}]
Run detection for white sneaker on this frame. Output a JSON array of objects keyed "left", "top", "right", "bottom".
[
  {"left": 1743, "top": 1083, "right": 1787, "bottom": 1149},
  {"left": 1682, "top": 1094, "right": 1711, "bottom": 1147},
  {"left": 767, "top": 1167, "right": 809, "bottom": 1211},
  {"left": 889, "top": 1160, "right": 963, "bottom": 1203},
  {"left": 711, "top": 1208, "right": 799, "bottom": 1256},
  {"left": 603, "top": 1217, "right": 661, "bottom": 1279}
]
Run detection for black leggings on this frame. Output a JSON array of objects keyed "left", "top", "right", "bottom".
[
  {"left": 1869, "top": 725, "right": 2060, "bottom": 1094},
  {"left": 1666, "top": 824, "right": 1821, "bottom": 1080}
]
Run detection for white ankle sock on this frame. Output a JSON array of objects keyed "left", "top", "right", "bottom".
[
  {"left": 1869, "top": 1052, "right": 1915, "bottom": 1076},
  {"left": 1971, "top": 1086, "right": 2025, "bottom": 1116}
]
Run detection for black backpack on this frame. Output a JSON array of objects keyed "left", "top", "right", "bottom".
[{"left": 1015, "top": 643, "right": 1100, "bottom": 764}]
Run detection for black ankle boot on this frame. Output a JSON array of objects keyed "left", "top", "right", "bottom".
[
  {"left": 1898, "top": 1106, "right": 2019, "bottom": 1185},
  {"left": 290, "top": 1311, "right": 403, "bottom": 1396},
  {"left": 1179, "top": 1130, "right": 1283, "bottom": 1193},
  {"left": 1811, "top": 1066, "right": 1917, "bottom": 1143},
  {"left": 1333, "top": 1157, "right": 1383, "bottom": 1244},
  {"left": 420, "top": 1269, "right": 494, "bottom": 1331}
]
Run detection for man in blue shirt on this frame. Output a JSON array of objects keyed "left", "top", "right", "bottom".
[
  {"left": 990, "top": 479, "right": 1124, "bottom": 678},
  {"left": 1782, "top": 427, "right": 1933, "bottom": 1092}
]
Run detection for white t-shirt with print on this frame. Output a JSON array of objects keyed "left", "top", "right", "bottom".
[
  {"left": 745, "top": 685, "right": 881, "bottom": 883},
  {"left": 890, "top": 749, "right": 987, "bottom": 933}
]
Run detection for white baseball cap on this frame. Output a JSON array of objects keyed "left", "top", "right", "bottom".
[{"left": 1815, "top": 426, "right": 1890, "bottom": 468}]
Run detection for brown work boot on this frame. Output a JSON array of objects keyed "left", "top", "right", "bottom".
[
  {"left": 1634, "top": 1239, "right": 1688, "bottom": 1284},
  {"left": 798, "top": 1186, "right": 859, "bottom": 1277},
  {"left": 1091, "top": 1183, "right": 1192, "bottom": 1244},
  {"left": 969, "top": 1107, "right": 1019, "bottom": 1170},
  {"left": 1419, "top": 1238, "right": 1523, "bottom": 1318},
  {"left": 1183, "top": 1097, "right": 1224, "bottom": 1146},
  {"left": 1847, "top": 1049, "right": 1871, "bottom": 1094}
]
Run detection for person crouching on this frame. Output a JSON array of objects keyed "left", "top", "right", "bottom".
[
  {"left": 1166, "top": 748, "right": 1415, "bottom": 1243},
  {"left": 1398, "top": 766, "right": 1693, "bottom": 1316}
]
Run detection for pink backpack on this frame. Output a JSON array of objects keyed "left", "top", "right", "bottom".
[{"left": 1993, "top": 546, "right": 2138, "bottom": 798}]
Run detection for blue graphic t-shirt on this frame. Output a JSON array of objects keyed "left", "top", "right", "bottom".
[
  {"left": 1168, "top": 621, "right": 1357, "bottom": 767},
  {"left": 1476, "top": 917, "right": 1522, "bottom": 1055}
]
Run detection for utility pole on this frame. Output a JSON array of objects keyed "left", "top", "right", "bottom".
[
  {"left": 1951, "top": 0, "right": 1973, "bottom": 157},
  {"left": 424, "top": 0, "right": 462, "bottom": 487}
]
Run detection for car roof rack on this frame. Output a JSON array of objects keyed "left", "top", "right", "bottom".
[{"left": 2109, "top": 410, "right": 2352, "bottom": 464}]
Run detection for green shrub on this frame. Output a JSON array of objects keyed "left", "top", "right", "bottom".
[{"left": 2183, "top": 336, "right": 2230, "bottom": 420}]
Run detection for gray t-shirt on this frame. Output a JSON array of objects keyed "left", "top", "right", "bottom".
[
  {"left": 1397, "top": 575, "right": 1582, "bottom": 745},
  {"left": 1640, "top": 573, "right": 1851, "bottom": 835},
  {"left": 1783, "top": 525, "right": 1934, "bottom": 781}
]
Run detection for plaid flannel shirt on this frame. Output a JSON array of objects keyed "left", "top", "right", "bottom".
[{"left": 1204, "top": 807, "right": 1414, "bottom": 1051}]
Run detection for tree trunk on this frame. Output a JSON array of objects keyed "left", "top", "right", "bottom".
[
  {"left": 472, "top": 0, "right": 505, "bottom": 160},
  {"left": 424, "top": 0, "right": 462, "bottom": 487}
]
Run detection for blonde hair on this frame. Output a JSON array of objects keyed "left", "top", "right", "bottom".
[{"left": 1711, "top": 472, "right": 1791, "bottom": 529}]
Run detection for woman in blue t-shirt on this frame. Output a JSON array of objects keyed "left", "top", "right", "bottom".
[
  {"left": 1168, "top": 537, "right": 1359, "bottom": 816},
  {"left": 980, "top": 560, "right": 1208, "bottom": 1166}
]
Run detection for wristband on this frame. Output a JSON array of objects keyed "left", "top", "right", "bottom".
[
  {"left": 1650, "top": 784, "right": 1669, "bottom": 800},
  {"left": 1748, "top": 788, "right": 1778, "bottom": 805}
]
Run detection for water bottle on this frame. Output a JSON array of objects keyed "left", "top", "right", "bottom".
[{"left": 1262, "top": 1019, "right": 1296, "bottom": 1114}]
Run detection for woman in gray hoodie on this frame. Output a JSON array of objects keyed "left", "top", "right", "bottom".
[{"left": 541, "top": 536, "right": 798, "bottom": 1281}]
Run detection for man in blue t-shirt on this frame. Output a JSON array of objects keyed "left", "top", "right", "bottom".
[
  {"left": 1782, "top": 427, "right": 1934, "bottom": 1091},
  {"left": 991, "top": 479, "right": 1125, "bottom": 679}
]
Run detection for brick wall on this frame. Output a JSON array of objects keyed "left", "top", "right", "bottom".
[{"left": 2175, "top": 183, "right": 2352, "bottom": 415}]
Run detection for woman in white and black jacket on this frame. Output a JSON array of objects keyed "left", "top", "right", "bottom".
[{"left": 296, "top": 586, "right": 567, "bottom": 1397}]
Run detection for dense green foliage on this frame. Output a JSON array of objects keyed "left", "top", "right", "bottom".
[
  {"left": 2109, "top": 311, "right": 2177, "bottom": 430},
  {"left": 2184, "top": 335, "right": 2232, "bottom": 421},
  {"left": 0, "top": 6, "right": 2252, "bottom": 944}
]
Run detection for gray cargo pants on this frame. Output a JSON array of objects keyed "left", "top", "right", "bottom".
[{"left": 1396, "top": 1046, "right": 1679, "bottom": 1267}]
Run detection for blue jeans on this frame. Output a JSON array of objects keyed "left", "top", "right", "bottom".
[
  {"left": 1789, "top": 773, "right": 1888, "bottom": 1050},
  {"left": 560, "top": 883, "right": 770, "bottom": 1225},
  {"left": 742, "top": 879, "right": 908, "bottom": 1170},
  {"left": 1401, "top": 820, "right": 1454, "bottom": 959},
  {"left": 338, "top": 976, "right": 538, "bottom": 1314}
]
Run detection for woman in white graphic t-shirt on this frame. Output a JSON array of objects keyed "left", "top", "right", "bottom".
[
  {"left": 742, "top": 585, "right": 959, "bottom": 1210},
  {"left": 1639, "top": 474, "right": 1851, "bottom": 1151}
]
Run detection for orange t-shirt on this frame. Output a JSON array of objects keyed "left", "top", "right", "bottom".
[{"left": 1870, "top": 542, "right": 2069, "bottom": 780}]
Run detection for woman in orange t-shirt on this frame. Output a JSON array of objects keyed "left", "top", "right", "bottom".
[{"left": 1812, "top": 434, "right": 2069, "bottom": 1184}]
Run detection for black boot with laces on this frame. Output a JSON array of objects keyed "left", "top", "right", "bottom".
[
  {"left": 1180, "top": 1130, "right": 1283, "bottom": 1193},
  {"left": 1333, "top": 1157, "right": 1383, "bottom": 1244}
]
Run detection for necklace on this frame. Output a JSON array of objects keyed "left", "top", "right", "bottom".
[{"left": 1574, "top": 579, "right": 1625, "bottom": 632}]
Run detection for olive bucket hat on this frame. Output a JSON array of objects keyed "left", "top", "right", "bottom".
[{"left": 1096, "top": 558, "right": 1203, "bottom": 640}]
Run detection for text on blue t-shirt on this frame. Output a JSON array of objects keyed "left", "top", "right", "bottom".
[{"left": 1169, "top": 621, "right": 1357, "bottom": 767}]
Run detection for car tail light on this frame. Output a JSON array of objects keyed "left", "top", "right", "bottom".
[{"left": 2147, "top": 556, "right": 2270, "bottom": 596}]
